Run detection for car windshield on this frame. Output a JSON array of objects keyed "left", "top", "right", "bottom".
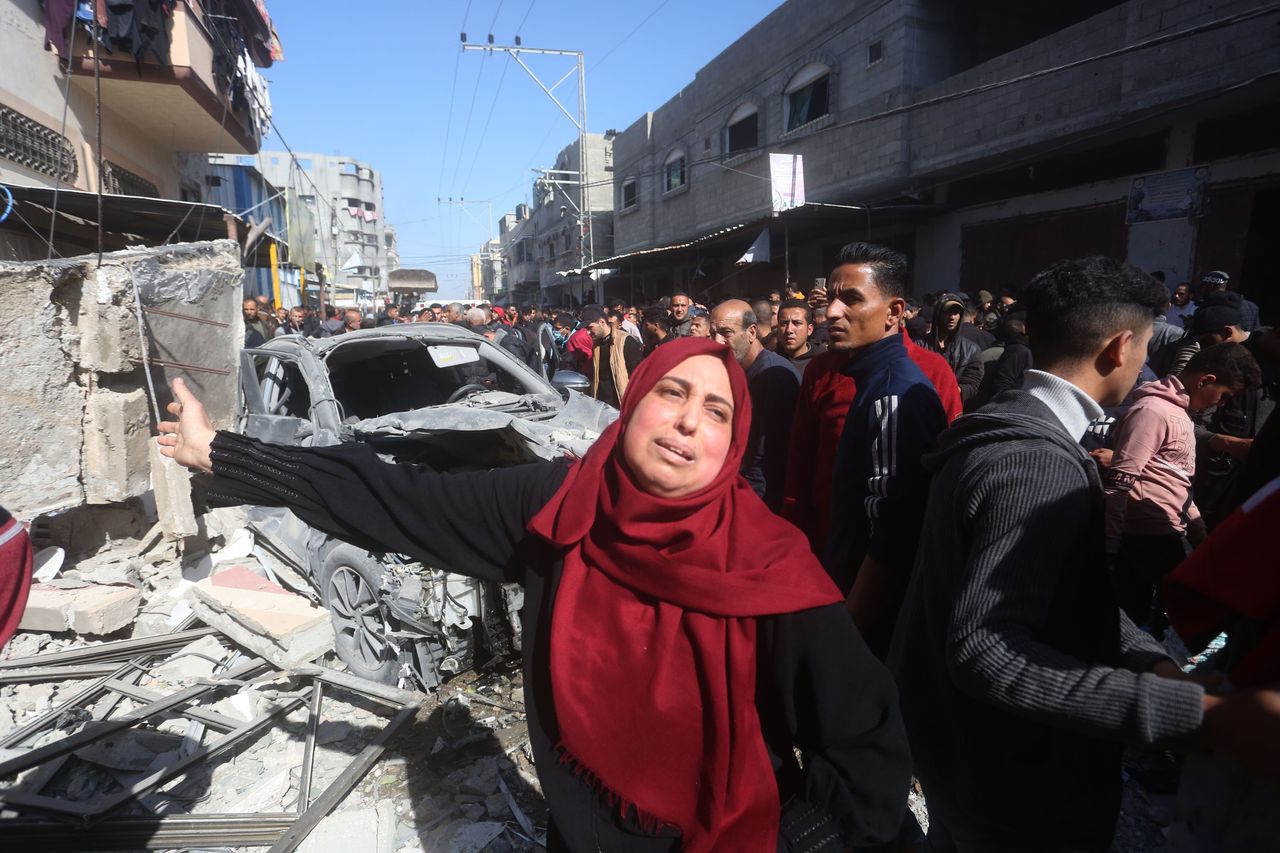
[{"left": 323, "top": 337, "right": 546, "bottom": 422}]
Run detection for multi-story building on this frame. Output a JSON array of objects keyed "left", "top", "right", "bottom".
[
  {"left": 255, "top": 152, "right": 391, "bottom": 302},
  {"left": 598, "top": 0, "right": 1280, "bottom": 320},
  {"left": 203, "top": 156, "right": 300, "bottom": 303},
  {"left": 495, "top": 133, "right": 616, "bottom": 306},
  {"left": 1, "top": 0, "right": 278, "bottom": 216}
]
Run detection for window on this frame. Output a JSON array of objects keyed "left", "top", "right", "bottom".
[
  {"left": 663, "top": 151, "right": 686, "bottom": 193},
  {"left": 725, "top": 104, "right": 759, "bottom": 155},
  {"left": 621, "top": 179, "right": 637, "bottom": 210},
  {"left": 867, "top": 40, "right": 883, "bottom": 66},
  {"left": 784, "top": 64, "right": 831, "bottom": 131},
  {"left": 102, "top": 161, "right": 159, "bottom": 198},
  {"left": 341, "top": 162, "right": 358, "bottom": 174}
]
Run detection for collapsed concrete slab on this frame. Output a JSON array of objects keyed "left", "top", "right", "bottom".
[
  {"left": 18, "top": 582, "right": 142, "bottom": 635},
  {"left": 0, "top": 241, "right": 243, "bottom": 522},
  {"left": 186, "top": 566, "right": 335, "bottom": 668}
]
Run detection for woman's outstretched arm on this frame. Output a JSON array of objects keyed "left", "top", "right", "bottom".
[{"left": 158, "top": 379, "right": 567, "bottom": 582}]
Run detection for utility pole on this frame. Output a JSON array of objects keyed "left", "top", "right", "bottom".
[{"left": 461, "top": 40, "right": 593, "bottom": 284}]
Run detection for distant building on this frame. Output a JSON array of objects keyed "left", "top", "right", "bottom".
[
  {"left": 495, "top": 133, "right": 615, "bottom": 306},
  {"left": 254, "top": 152, "right": 392, "bottom": 302},
  {"left": 598, "top": 0, "right": 1280, "bottom": 321},
  {"left": 204, "top": 158, "right": 299, "bottom": 303}
]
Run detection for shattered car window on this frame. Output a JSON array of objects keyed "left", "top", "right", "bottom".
[{"left": 325, "top": 338, "right": 537, "bottom": 421}]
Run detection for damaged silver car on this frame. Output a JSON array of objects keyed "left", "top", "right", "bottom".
[{"left": 237, "top": 324, "right": 614, "bottom": 690}]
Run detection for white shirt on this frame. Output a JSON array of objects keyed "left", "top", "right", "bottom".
[{"left": 1022, "top": 369, "right": 1104, "bottom": 442}]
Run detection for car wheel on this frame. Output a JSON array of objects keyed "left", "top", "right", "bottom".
[{"left": 319, "top": 545, "right": 401, "bottom": 686}]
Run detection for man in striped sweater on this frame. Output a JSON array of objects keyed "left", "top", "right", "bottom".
[{"left": 890, "top": 257, "right": 1273, "bottom": 851}]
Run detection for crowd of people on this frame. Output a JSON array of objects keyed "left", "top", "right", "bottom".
[{"left": 204, "top": 245, "right": 1280, "bottom": 851}]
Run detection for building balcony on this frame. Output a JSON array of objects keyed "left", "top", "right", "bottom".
[{"left": 67, "top": 1, "right": 276, "bottom": 155}]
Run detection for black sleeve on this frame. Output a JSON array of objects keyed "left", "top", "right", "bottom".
[
  {"left": 759, "top": 603, "right": 913, "bottom": 849},
  {"left": 956, "top": 346, "right": 985, "bottom": 402},
  {"left": 206, "top": 431, "right": 571, "bottom": 583},
  {"left": 622, "top": 335, "right": 643, "bottom": 374}
]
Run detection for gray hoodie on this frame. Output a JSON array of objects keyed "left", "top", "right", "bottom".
[{"left": 889, "top": 389, "right": 1205, "bottom": 847}]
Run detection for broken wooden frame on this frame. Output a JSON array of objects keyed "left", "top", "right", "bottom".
[{"left": 0, "top": 634, "right": 422, "bottom": 852}]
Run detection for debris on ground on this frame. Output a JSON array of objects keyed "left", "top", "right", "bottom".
[{"left": 0, "top": 506, "right": 547, "bottom": 852}]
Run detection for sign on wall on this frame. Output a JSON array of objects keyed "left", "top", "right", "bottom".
[
  {"left": 770, "top": 153, "right": 806, "bottom": 213},
  {"left": 1126, "top": 166, "right": 1209, "bottom": 224}
]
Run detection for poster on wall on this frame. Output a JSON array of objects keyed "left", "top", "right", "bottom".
[
  {"left": 770, "top": 153, "right": 806, "bottom": 213},
  {"left": 1126, "top": 166, "right": 1209, "bottom": 224}
]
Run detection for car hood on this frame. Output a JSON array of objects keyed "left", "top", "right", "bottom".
[{"left": 345, "top": 389, "right": 616, "bottom": 459}]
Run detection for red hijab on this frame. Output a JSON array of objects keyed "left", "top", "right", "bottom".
[{"left": 528, "top": 337, "right": 842, "bottom": 850}]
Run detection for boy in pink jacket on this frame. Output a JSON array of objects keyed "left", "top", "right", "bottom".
[{"left": 1105, "top": 342, "right": 1261, "bottom": 626}]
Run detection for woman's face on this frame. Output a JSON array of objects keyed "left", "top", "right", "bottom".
[{"left": 622, "top": 355, "right": 735, "bottom": 498}]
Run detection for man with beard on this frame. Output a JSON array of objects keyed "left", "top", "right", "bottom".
[
  {"left": 585, "top": 306, "right": 641, "bottom": 408},
  {"left": 669, "top": 292, "right": 694, "bottom": 337},
  {"left": 242, "top": 296, "right": 271, "bottom": 347},
  {"left": 923, "top": 294, "right": 984, "bottom": 405},
  {"left": 710, "top": 299, "right": 800, "bottom": 512}
]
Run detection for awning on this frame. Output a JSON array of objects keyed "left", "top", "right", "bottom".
[
  {"left": 0, "top": 184, "right": 288, "bottom": 269},
  {"left": 583, "top": 221, "right": 757, "bottom": 271}
]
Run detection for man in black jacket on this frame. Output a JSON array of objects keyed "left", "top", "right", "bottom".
[
  {"left": 922, "top": 293, "right": 983, "bottom": 405},
  {"left": 890, "top": 257, "right": 1269, "bottom": 852}
]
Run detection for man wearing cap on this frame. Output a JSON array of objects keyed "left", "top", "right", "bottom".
[
  {"left": 1154, "top": 292, "right": 1248, "bottom": 379},
  {"left": 1201, "top": 271, "right": 1260, "bottom": 331},
  {"left": 922, "top": 293, "right": 984, "bottom": 405}
]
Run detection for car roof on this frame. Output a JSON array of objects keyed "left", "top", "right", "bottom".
[{"left": 265, "top": 322, "right": 484, "bottom": 354}]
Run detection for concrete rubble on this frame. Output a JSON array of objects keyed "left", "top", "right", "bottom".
[
  {"left": 187, "top": 564, "right": 336, "bottom": 669},
  {"left": 0, "top": 240, "right": 243, "bottom": 525},
  {"left": 0, "top": 495, "right": 549, "bottom": 852}
]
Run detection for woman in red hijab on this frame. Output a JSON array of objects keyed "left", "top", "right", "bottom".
[{"left": 158, "top": 338, "right": 911, "bottom": 851}]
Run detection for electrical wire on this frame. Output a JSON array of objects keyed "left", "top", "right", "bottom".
[
  {"left": 589, "top": 0, "right": 672, "bottom": 71},
  {"left": 459, "top": 55, "right": 511, "bottom": 195},
  {"left": 449, "top": 54, "right": 489, "bottom": 195},
  {"left": 487, "top": 0, "right": 505, "bottom": 34},
  {"left": 514, "top": 0, "right": 536, "bottom": 36},
  {"left": 438, "top": 1, "right": 475, "bottom": 199}
]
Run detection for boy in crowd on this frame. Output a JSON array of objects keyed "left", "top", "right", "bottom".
[
  {"left": 891, "top": 257, "right": 1274, "bottom": 852},
  {"left": 1104, "top": 343, "right": 1261, "bottom": 627}
]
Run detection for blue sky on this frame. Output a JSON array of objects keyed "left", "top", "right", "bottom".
[{"left": 263, "top": 0, "right": 784, "bottom": 299}]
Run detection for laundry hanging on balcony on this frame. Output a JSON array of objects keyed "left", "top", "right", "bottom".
[{"left": 105, "top": 0, "right": 178, "bottom": 70}]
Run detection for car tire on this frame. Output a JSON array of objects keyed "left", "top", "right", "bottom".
[{"left": 319, "top": 544, "right": 401, "bottom": 686}]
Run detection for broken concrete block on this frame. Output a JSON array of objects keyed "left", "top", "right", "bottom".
[
  {"left": 297, "top": 801, "right": 396, "bottom": 853},
  {"left": 83, "top": 388, "right": 151, "bottom": 504},
  {"left": 151, "top": 635, "right": 227, "bottom": 683},
  {"left": 149, "top": 441, "right": 198, "bottom": 540},
  {"left": 186, "top": 566, "right": 334, "bottom": 668},
  {"left": 79, "top": 297, "right": 142, "bottom": 373},
  {"left": 18, "top": 583, "right": 141, "bottom": 634}
]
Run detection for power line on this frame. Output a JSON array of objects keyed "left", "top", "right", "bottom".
[
  {"left": 487, "top": 0, "right": 505, "bottom": 34},
  {"left": 449, "top": 54, "right": 489, "bottom": 195},
  {"left": 514, "top": 0, "right": 536, "bottom": 35},
  {"left": 438, "top": 1, "right": 475, "bottom": 198},
  {"left": 459, "top": 54, "right": 511, "bottom": 196},
  {"left": 590, "top": 0, "right": 671, "bottom": 70}
]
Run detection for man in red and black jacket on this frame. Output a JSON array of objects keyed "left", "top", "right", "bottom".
[{"left": 782, "top": 322, "right": 961, "bottom": 557}]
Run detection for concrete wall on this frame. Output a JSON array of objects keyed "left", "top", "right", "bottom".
[
  {"left": 914, "top": 146, "right": 1280, "bottom": 295},
  {"left": 608, "top": 0, "right": 1280, "bottom": 262},
  {"left": 0, "top": 241, "right": 244, "bottom": 520}
]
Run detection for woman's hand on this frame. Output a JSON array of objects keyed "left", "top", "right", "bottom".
[{"left": 156, "top": 378, "right": 216, "bottom": 473}]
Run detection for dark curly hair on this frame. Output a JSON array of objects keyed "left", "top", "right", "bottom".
[{"left": 1021, "top": 257, "right": 1166, "bottom": 367}]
